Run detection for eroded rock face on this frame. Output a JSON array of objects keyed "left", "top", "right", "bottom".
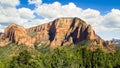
[
  {"left": 27, "top": 17, "right": 105, "bottom": 48},
  {"left": 4, "top": 23, "right": 34, "bottom": 48},
  {"left": 0, "top": 17, "right": 114, "bottom": 51}
]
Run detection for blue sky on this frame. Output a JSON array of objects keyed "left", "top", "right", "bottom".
[
  {"left": 18, "top": 0, "right": 120, "bottom": 14},
  {"left": 42, "top": 0, "right": 120, "bottom": 13},
  {"left": 0, "top": 0, "right": 120, "bottom": 40}
]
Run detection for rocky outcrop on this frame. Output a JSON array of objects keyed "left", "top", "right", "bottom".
[
  {"left": 0, "top": 33, "right": 8, "bottom": 47},
  {"left": 0, "top": 17, "right": 114, "bottom": 51},
  {"left": 3, "top": 23, "right": 34, "bottom": 48}
]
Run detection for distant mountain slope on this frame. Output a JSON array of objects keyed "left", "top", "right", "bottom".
[
  {"left": 111, "top": 39, "right": 120, "bottom": 48},
  {"left": 111, "top": 39, "right": 120, "bottom": 43}
]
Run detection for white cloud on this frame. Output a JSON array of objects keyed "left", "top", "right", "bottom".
[
  {"left": 0, "top": 0, "right": 20, "bottom": 7},
  {"left": 28, "top": 0, "right": 42, "bottom": 6},
  {"left": 35, "top": 2, "right": 102, "bottom": 25},
  {"left": 0, "top": 0, "right": 48, "bottom": 30},
  {"left": 93, "top": 9, "right": 120, "bottom": 32},
  {"left": 35, "top": 2, "right": 82, "bottom": 18},
  {"left": 0, "top": 6, "right": 28, "bottom": 24},
  {"left": 103, "top": 9, "right": 120, "bottom": 29},
  {"left": 0, "top": 7, "right": 19, "bottom": 22},
  {"left": 18, "top": 8, "right": 35, "bottom": 19},
  {"left": 0, "top": 0, "right": 22, "bottom": 23},
  {"left": 0, "top": 0, "right": 35, "bottom": 31}
]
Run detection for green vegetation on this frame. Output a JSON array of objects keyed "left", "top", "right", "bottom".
[
  {"left": 28, "top": 32, "right": 37, "bottom": 37},
  {"left": 0, "top": 40, "right": 120, "bottom": 68}
]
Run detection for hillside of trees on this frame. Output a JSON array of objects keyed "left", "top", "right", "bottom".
[{"left": 0, "top": 40, "right": 120, "bottom": 68}]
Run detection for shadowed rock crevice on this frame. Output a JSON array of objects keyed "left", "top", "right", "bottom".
[
  {"left": 70, "top": 27, "right": 79, "bottom": 44},
  {"left": 48, "top": 20, "right": 56, "bottom": 42}
]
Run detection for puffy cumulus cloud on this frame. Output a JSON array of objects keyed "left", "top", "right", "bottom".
[
  {"left": 35, "top": 2, "right": 82, "bottom": 18},
  {"left": 81, "top": 8, "right": 103, "bottom": 27},
  {"left": 28, "top": 0, "right": 42, "bottom": 6},
  {"left": 18, "top": 8, "right": 35, "bottom": 19},
  {"left": 0, "top": 0, "right": 20, "bottom": 7},
  {"left": 103, "top": 9, "right": 120, "bottom": 29},
  {"left": 0, "top": 0, "right": 20, "bottom": 23},
  {"left": 0, "top": 7, "right": 19, "bottom": 23},
  {"left": 0, "top": 6, "right": 29, "bottom": 24},
  {"left": 0, "top": 0, "right": 36, "bottom": 32},
  {"left": 94, "top": 9, "right": 120, "bottom": 32},
  {"left": 35, "top": 2, "right": 102, "bottom": 24}
]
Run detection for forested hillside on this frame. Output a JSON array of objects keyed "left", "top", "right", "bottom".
[{"left": 0, "top": 40, "right": 120, "bottom": 68}]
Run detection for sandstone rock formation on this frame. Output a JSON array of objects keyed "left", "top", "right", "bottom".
[
  {"left": 27, "top": 17, "right": 105, "bottom": 47},
  {"left": 0, "top": 17, "right": 115, "bottom": 51},
  {"left": 3, "top": 23, "right": 34, "bottom": 48}
]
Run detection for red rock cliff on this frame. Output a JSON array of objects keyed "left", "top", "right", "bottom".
[
  {"left": 0, "top": 17, "right": 114, "bottom": 51},
  {"left": 4, "top": 23, "right": 35, "bottom": 48},
  {"left": 27, "top": 17, "right": 105, "bottom": 47}
]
